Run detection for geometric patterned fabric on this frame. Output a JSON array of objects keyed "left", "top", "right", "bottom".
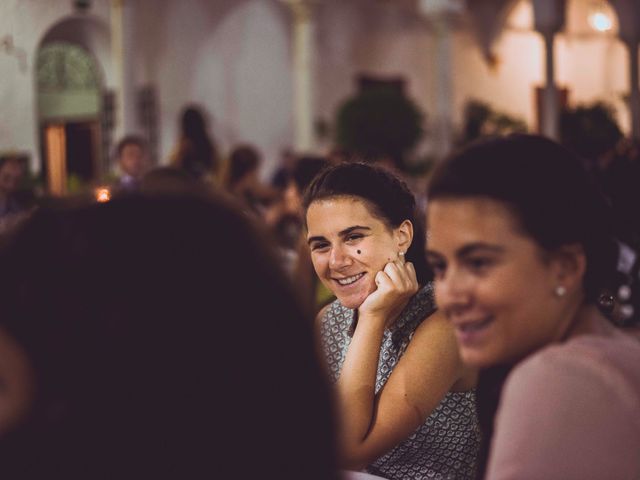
[{"left": 320, "top": 284, "right": 480, "bottom": 479}]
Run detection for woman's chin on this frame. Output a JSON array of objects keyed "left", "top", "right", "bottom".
[
  {"left": 338, "top": 297, "right": 364, "bottom": 310},
  {"left": 335, "top": 285, "right": 376, "bottom": 310}
]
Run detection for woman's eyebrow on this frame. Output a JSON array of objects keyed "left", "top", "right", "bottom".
[
  {"left": 457, "top": 243, "right": 505, "bottom": 258},
  {"left": 307, "top": 226, "right": 371, "bottom": 245},
  {"left": 307, "top": 234, "right": 327, "bottom": 245},
  {"left": 338, "top": 225, "right": 371, "bottom": 237}
]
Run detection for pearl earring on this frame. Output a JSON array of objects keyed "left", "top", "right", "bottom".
[{"left": 555, "top": 285, "right": 567, "bottom": 297}]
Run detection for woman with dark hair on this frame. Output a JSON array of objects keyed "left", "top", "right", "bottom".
[
  {"left": 426, "top": 134, "right": 640, "bottom": 479},
  {"left": 303, "top": 162, "right": 479, "bottom": 479},
  {"left": 171, "top": 105, "right": 220, "bottom": 181},
  {"left": 0, "top": 194, "right": 338, "bottom": 480},
  {"left": 224, "top": 144, "right": 278, "bottom": 217}
]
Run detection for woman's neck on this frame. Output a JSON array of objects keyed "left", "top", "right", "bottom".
[{"left": 564, "top": 304, "right": 615, "bottom": 340}]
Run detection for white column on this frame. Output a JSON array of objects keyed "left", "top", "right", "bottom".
[
  {"left": 110, "top": 0, "right": 137, "bottom": 141},
  {"left": 541, "top": 30, "right": 559, "bottom": 139},
  {"left": 419, "top": 0, "right": 464, "bottom": 158},
  {"left": 283, "top": 0, "right": 317, "bottom": 153},
  {"left": 433, "top": 16, "right": 454, "bottom": 157},
  {"left": 532, "top": 0, "right": 566, "bottom": 140}
]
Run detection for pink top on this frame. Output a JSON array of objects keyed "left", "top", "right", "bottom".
[{"left": 486, "top": 329, "right": 640, "bottom": 479}]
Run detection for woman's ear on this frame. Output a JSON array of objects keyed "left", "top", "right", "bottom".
[
  {"left": 395, "top": 220, "right": 413, "bottom": 252},
  {"left": 551, "top": 243, "right": 587, "bottom": 293}
]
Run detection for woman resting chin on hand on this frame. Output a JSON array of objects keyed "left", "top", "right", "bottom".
[{"left": 304, "top": 162, "right": 480, "bottom": 480}]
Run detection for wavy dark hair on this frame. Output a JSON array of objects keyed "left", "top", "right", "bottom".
[
  {"left": 177, "top": 106, "right": 220, "bottom": 179},
  {"left": 0, "top": 194, "right": 338, "bottom": 479},
  {"left": 303, "top": 162, "right": 430, "bottom": 284},
  {"left": 428, "top": 134, "right": 618, "bottom": 303}
]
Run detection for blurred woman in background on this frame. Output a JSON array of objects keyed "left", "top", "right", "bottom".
[
  {"left": 426, "top": 134, "right": 640, "bottom": 479},
  {"left": 171, "top": 105, "right": 221, "bottom": 183}
]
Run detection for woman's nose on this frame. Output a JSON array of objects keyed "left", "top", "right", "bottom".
[
  {"left": 435, "top": 268, "right": 472, "bottom": 314},
  {"left": 329, "top": 245, "right": 352, "bottom": 269}
]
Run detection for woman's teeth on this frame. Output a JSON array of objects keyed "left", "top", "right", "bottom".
[
  {"left": 336, "top": 273, "right": 364, "bottom": 286},
  {"left": 459, "top": 317, "right": 492, "bottom": 332}
]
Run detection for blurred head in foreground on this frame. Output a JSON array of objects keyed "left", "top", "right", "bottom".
[{"left": 0, "top": 194, "right": 337, "bottom": 479}]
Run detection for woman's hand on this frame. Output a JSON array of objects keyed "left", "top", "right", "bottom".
[{"left": 358, "top": 255, "right": 419, "bottom": 328}]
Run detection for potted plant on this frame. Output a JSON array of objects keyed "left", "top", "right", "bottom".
[{"left": 335, "top": 86, "right": 425, "bottom": 170}]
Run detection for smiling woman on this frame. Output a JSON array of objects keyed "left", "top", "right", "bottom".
[
  {"left": 427, "top": 134, "right": 640, "bottom": 479},
  {"left": 303, "top": 162, "right": 480, "bottom": 480}
]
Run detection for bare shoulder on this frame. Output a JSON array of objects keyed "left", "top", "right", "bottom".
[
  {"left": 411, "top": 309, "right": 458, "bottom": 352},
  {"left": 395, "top": 309, "right": 462, "bottom": 383},
  {"left": 405, "top": 310, "right": 476, "bottom": 390}
]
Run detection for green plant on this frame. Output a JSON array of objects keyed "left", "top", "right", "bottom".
[
  {"left": 404, "top": 154, "right": 436, "bottom": 177},
  {"left": 67, "top": 173, "right": 89, "bottom": 194},
  {"left": 335, "top": 87, "right": 424, "bottom": 169},
  {"left": 459, "top": 99, "right": 527, "bottom": 146},
  {"left": 560, "top": 102, "right": 623, "bottom": 163}
]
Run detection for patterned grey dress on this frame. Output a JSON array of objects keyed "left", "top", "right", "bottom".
[{"left": 320, "top": 284, "right": 480, "bottom": 480}]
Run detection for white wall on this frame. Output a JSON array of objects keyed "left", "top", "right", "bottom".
[
  {"left": 0, "top": 0, "right": 633, "bottom": 177},
  {"left": 314, "top": 0, "right": 630, "bottom": 161},
  {"left": 0, "top": 0, "right": 110, "bottom": 171},
  {"left": 134, "top": 0, "right": 292, "bottom": 175},
  {"left": 1, "top": 0, "right": 293, "bottom": 176},
  {"left": 453, "top": 0, "right": 629, "bottom": 133},
  {"left": 315, "top": 0, "right": 436, "bottom": 156}
]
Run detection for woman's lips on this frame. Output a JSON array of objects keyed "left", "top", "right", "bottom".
[
  {"left": 332, "top": 272, "right": 365, "bottom": 288},
  {"left": 453, "top": 316, "right": 494, "bottom": 346}
]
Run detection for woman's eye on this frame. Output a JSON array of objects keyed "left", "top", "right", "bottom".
[
  {"left": 345, "top": 233, "right": 363, "bottom": 243},
  {"left": 428, "top": 261, "right": 446, "bottom": 279},
  {"left": 310, "top": 243, "right": 329, "bottom": 252},
  {"left": 466, "top": 257, "right": 494, "bottom": 273}
]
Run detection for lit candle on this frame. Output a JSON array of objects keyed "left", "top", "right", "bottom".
[{"left": 95, "top": 187, "right": 111, "bottom": 203}]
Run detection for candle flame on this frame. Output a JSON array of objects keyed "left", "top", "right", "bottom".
[{"left": 95, "top": 187, "right": 111, "bottom": 203}]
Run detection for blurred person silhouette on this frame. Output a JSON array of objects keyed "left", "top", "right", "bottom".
[
  {"left": 283, "top": 156, "right": 330, "bottom": 220},
  {"left": 270, "top": 148, "right": 297, "bottom": 192},
  {"left": 170, "top": 105, "right": 221, "bottom": 183},
  {"left": 139, "top": 166, "right": 209, "bottom": 197},
  {"left": 224, "top": 144, "right": 277, "bottom": 218},
  {"left": 594, "top": 140, "right": 640, "bottom": 327},
  {"left": 112, "top": 135, "right": 151, "bottom": 194},
  {"left": 0, "top": 155, "right": 31, "bottom": 235},
  {"left": 304, "top": 162, "right": 479, "bottom": 479},
  {"left": 0, "top": 193, "right": 338, "bottom": 480},
  {"left": 268, "top": 156, "right": 331, "bottom": 313},
  {"left": 0, "top": 155, "right": 27, "bottom": 218},
  {"left": 426, "top": 134, "right": 640, "bottom": 479}
]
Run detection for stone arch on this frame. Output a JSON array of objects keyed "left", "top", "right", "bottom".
[
  {"left": 35, "top": 15, "right": 112, "bottom": 194},
  {"left": 38, "top": 15, "right": 112, "bottom": 86}
]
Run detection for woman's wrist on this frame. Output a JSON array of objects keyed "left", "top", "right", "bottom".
[{"left": 355, "top": 310, "right": 389, "bottom": 331}]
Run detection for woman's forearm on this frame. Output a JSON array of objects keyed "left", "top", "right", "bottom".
[{"left": 335, "top": 313, "right": 386, "bottom": 467}]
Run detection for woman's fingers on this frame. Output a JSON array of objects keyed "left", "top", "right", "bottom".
[
  {"left": 383, "top": 262, "right": 404, "bottom": 287},
  {"left": 405, "top": 262, "right": 418, "bottom": 289},
  {"left": 374, "top": 270, "right": 390, "bottom": 287},
  {"left": 384, "top": 260, "right": 416, "bottom": 292},
  {"left": 361, "top": 261, "right": 417, "bottom": 325}
]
